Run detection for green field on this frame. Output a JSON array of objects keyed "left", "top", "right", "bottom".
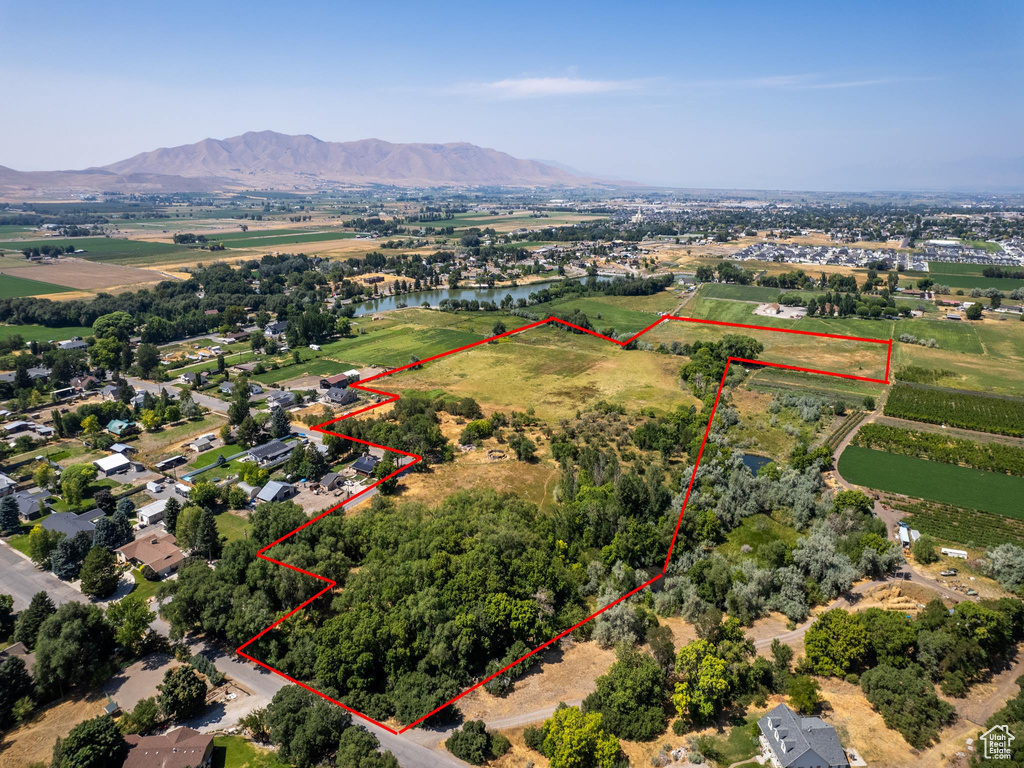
[
  {"left": 252, "top": 357, "right": 355, "bottom": 385},
  {"left": 0, "top": 236, "right": 190, "bottom": 264},
  {"left": 216, "top": 231, "right": 358, "bottom": 249},
  {"left": 545, "top": 292, "right": 679, "bottom": 333},
  {"left": 718, "top": 513, "right": 800, "bottom": 563},
  {"left": 215, "top": 511, "right": 252, "bottom": 543},
  {"left": 212, "top": 735, "right": 290, "bottom": 768},
  {"left": 0, "top": 324, "right": 94, "bottom": 341},
  {"left": 0, "top": 274, "right": 75, "bottom": 297},
  {"left": 838, "top": 445, "right": 1024, "bottom": 518},
  {"left": 406, "top": 212, "right": 606, "bottom": 231},
  {"left": 699, "top": 283, "right": 790, "bottom": 302},
  {"left": 909, "top": 267, "right": 1024, "bottom": 291}
]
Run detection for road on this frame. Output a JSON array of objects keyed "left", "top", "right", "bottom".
[
  {"left": 0, "top": 542, "right": 87, "bottom": 611},
  {"left": 127, "top": 376, "right": 228, "bottom": 415}
]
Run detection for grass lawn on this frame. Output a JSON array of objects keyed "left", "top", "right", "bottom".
[
  {"left": 702, "top": 713, "right": 763, "bottom": 766},
  {"left": 215, "top": 511, "right": 251, "bottom": 543},
  {"left": 0, "top": 274, "right": 75, "bottom": 298},
  {"left": 838, "top": 445, "right": 1024, "bottom": 519},
  {"left": 129, "top": 568, "right": 163, "bottom": 603},
  {"left": 718, "top": 513, "right": 800, "bottom": 563},
  {"left": 212, "top": 735, "right": 290, "bottom": 768},
  {"left": 0, "top": 324, "right": 94, "bottom": 342},
  {"left": 699, "top": 283, "right": 787, "bottom": 302}
]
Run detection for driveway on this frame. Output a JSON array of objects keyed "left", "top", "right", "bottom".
[{"left": 0, "top": 542, "right": 87, "bottom": 611}]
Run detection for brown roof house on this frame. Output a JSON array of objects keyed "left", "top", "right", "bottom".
[
  {"left": 117, "top": 533, "right": 185, "bottom": 579},
  {"left": 124, "top": 726, "right": 213, "bottom": 768}
]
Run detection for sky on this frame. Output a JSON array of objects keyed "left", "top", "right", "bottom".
[{"left": 1, "top": 0, "right": 1022, "bottom": 191}]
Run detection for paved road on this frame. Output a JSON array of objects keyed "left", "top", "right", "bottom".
[
  {"left": 127, "top": 376, "right": 228, "bottom": 415},
  {"left": 0, "top": 542, "right": 87, "bottom": 611}
]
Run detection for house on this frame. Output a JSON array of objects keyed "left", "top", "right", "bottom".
[
  {"left": 264, "top": 320, "right": 288, "bottom": 336},
  {"left": 15, "top": 489, "right": 50, "bottom": 521},
  {"left": 179, "top": 371, "right": 207, "bottom": 387},
  {"left": 106, "top": 419, "right": 137, "bottom": 437},
  {"left": 117, "top": 533, "right": 185, "bottom": 578},
  {"left": 42, "top": 509, "right": 104, "bottom": 540},
  {"left": 93, "top": 452, "right": 133, "bottom": 476},
  {"left": 320, "top": 372, "right": 351, "bottom": 389},
  {"left": 110, "top": 442, "right": 136, "bottom": 455},
  {"left": 0, "top": 641, "right": 35, "bottom": 676},
  {"left": 220, "top": 381, "right": 261, "bottom": 396},
  {"left": 323, "top": 386, "right": 358, "bottom": 406},
  {"left": 247, "top": 438, "right": 293, "bottom": 466},
  {"left": 57, "top": 337, "right": 88, "bottom": 351},
  {"left": 188, "top": 435, "right": 215, "bottom": 453},
  {"left": 123, "top": 726, "right": 214, "bottom": 768},
  {"left": 266, "top": 391, "right": 297, "bottom": 409},
  {"left": 317, "top": 472, "right": 343, "bottom": 491},
  {"left": 70, "top": 374, "right": 99, "bottom": 390},
  {"left": 99, "top": 384, "right": 118, "bottom": 400},
  {"left": 351, "top": 453, "right": 381, "bottom": 476},
  {"left": 757, "top": 703, "right": 849, "bottom": 768},
  {"left": 1, "top": 421, "right": 34, "bottom": 436},
  {"left": 27, "top": 367, "right": 50, "bottom": 382},
  {"left": 256, "top": 480, "right": 296, "bottom": 503},
  {"left": 137, "top": 498, "right": 169, "bottom": 526},
  {"left": 0, "top": 472, "right": 16, "bottom": 497}
]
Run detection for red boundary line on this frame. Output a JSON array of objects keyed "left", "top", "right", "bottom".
[{"left": 236, "top": 314, "right": 891, "bottom": 734}]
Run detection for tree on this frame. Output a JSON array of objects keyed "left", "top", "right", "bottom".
[
  {"left": 492, "top": 320, "right": 507, "bottom": 336},
  {"left": 136, "top": 343, "right": 160, "bottom": 378},
  {"left": 28, "top": 524, "right": 62, "bottom": 567},
  {"left": 33, "top": 462, "right": 57, "bottom": 492},
  {"left": 179, "top": 390, "right": 201, "bottom": 420},
  {"left": 106, "top": 593, "right": 154, "bottom": 657},
  {"left": 539, "top": 705, "right": 622, "bottom": 768},
  {"left": 912, "top": 534, "right": 938, "bottom": 564},
  {"left": 189, "top": 480, "right": 219, "bottom": 510},
  {"left": 51, "top": 531, "right": 92, "bottom": 580},
  {"left": 228, "top": 381, "right": 252, "bottom": 424},
  {"left": 157, "top": 665, "right": 207, "bottom": 721},
  {"left": 374, "top": 458, "right": 399, "bottom": 494},
  {"left": 268, "top": 685, "right": 352, "bottom": 768},
  {"left": 861, "top": 664, "right": 955, "bottom": 748},
  {"left": 79, "top": 546, "right": 119, "bottom": 598},
  {"left": 119, "top": 696, "right": 159, "bottom": 735},
  {"left": 93, "top": 510, "right": 134, "bottom": 551},
  {"left": 237, "top": 415, "right": 260, "bottom": 447},
  {"left": 0, "top": 495, "right": 18, "bottom": 534},
  {"left": 804, "top": 609, "right": 868, "bottom": 676},
  {"left": 336, "top": 727, "right": 400, "bottom": 768},
  {"left": 270, "top": 406, "right": 291, "bottom": 438},
  {"left": 13, "top": 591, "right": 55, "bottom": 650},
  {"left": 509, "top": 433, "right": 537, "bottom": 462},
  {"left": 93, "top": 488, "right": 115, "bottom": 514},
  {"left": 163, "top": 497, "right": 181, "bottom": 535},
  {"left": 673, "top": 638, "right": 730, "bottom": 724},
  {"left": 0, "top": 593, "right": 13, "bottom": 639},
  {"left": 788, "top": 675, "right": 821, "bottom": 714},
  {"left": 61, "top": 463, "right": 98, "bottom": 508},
  {"left": 34, "top": 603, "right": 115, "bottom": 697},
  {"left": 139, "top": 408, "right": 162, "bottom": 432},
  {"left": 177, "top": 505, "right": 221, "bottom": 559},
  {"left": 445, "top": 720, "right": 510, "bottom": 765},
  {"left": 966, "top": 303, "right": 983, "bottom": 320},
  {"left": 0, "top": 656, "right": 34, "bottom": 730},
  {"left": 92, "top": 311, "right": 135, "bottom": 342},
  {"left": 80, "top": 413, "right": 101, "bottom": 436},
  {"left": 583, "top": 646, "right": 668, "bottom": 741},
  {"left": 51, "top": 715, "right": 128, "bottom": 768}
]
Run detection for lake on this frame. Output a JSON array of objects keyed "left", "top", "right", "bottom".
[{"left": 351, "top": 276, "right": 610, "bottom": 316}]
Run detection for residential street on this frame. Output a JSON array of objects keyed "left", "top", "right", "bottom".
[
  {"left": 126, "top": 376, "right": 228, "bottom": 415},
  {"left": 0, "top": 542, "right": 87, "bottom": 611}
]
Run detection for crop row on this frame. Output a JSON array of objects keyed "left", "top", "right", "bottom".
[
  {"left": 855, "top": 423, "right": 1024, "bottom": 477},
  {"left": 883, "top": 383, "right": 1024, "bottom": 437}
]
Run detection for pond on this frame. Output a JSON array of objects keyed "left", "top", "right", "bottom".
[
  {"left": 351, "top": 276, "right": 610, "bottom": 316},
  {"left": 741, "top": 453, "right": 773, "bottom": 474}
]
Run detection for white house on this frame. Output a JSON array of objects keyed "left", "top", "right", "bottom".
[{"left": 137, "top": 498, "right": 169, "bottom": 527}]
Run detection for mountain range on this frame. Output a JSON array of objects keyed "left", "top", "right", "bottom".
[{"left": 0, "top": 131, "right": 608, "bottom": 197}]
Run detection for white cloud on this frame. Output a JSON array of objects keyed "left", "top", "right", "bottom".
[{"left": 457, "top": 76, "right": 647, "bottom": 100}]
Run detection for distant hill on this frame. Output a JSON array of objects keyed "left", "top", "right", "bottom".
[{"left": 0, "top": 131, "right": 611, "bottom": 197}]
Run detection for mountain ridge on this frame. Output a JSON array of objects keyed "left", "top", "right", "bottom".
[{"left": 0, "top": 131, "right": 615, "bottom": 197}]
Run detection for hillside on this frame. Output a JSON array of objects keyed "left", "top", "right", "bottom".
[{"left": 0, "top": 131, "right": 600, "bottom": 197}]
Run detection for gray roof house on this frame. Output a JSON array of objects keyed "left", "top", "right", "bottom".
[
  {"left": 256, "top": 480, "right": 296, "bottom": 503},
  {"left": 265, "top": 320, "right": 288, "bottom": 336},
  {"left": 41, "top": 509, "right": 105, "bottom": 539},
  {"left": 758, "top": 703, "right": 849, "bottom": 768},
  {"left": 247, "top": 438, "right": 294, "bottom": 466},
  {"left": 15, "top": 489, "right": 51, "bottom": 521},
  {"left": 267, "top": 391, "right": 297, "bottom": 409},
  {"left": 323, "top": 386, "right": 358, "bottom": 406}
]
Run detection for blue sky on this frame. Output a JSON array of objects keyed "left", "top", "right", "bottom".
[{"left": 1, "top": 0, "right": 1021, "bottom": 190}]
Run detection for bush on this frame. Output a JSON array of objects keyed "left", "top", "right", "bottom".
[{"left": 523, "top": 725, "right": 544, "bottom": 752}]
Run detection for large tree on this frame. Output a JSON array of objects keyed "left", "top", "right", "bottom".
[
  {"left": 804, "top": 609, "right": 869, "bottom": 677},
  {"left": 13, "top": 591, "right": 55, "bottom": 650},
  {"left": 583, "top": 646, "right": 669, "bottom": 741},
  {"left": 0, "top": 656, "right": 34, "bottom": 730},
  {"left": 51, "top": 715, "right": 128, "bottom": 768},
  {"left": 33, "top": 603, "right": 116, "bottom": 698},
  {"left": 79, "top": 546, "right": 119, "bottom": 598},
  {"left": 106, "top": 593, "right": 155, "bottom": 657},
  {"left": 157, "top": 665, "right": 207, "bottom": 721}
]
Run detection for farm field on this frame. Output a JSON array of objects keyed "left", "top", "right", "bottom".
[
  {"left": 215, "top": 230, "right": 358, "bottom": 248},
  {"left": 0, "top": 257, "right": 172, "bottom": 291},
  {"left": 884, "top": 382, "right": 1024, "bottom": 437},
  {"left": 0, "top": 273, "right": 75, "bottom": 297},
  {"left": 405, "top": 211, "right": 606, "bottom": 232},
  {"left": 0, "top": 323, "right": 93, "bottom": 341},
  {"left": 837, "top": 445, "right": 1024, "bottom": 518},
  {"left": 891, "top": 497, "right": 1024, "bottom": 548},
  {"left": 907, "top": 269, "right": 1024, "bottom": 291},
  {"left": 0, "top": 236, "right": 190, "bottom": 264},
  {"left": 544, "top": 291, "right": 680, "bottom": 333}
]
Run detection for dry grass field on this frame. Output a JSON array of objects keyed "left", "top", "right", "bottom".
[{"left": 0, "top": 256, "right": 177, "bottom": 294}]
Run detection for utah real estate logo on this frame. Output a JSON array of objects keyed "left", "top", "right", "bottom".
[{"left": 981, "top": 724, "right": 1015, "bottom": 761}]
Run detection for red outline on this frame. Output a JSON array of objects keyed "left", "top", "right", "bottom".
[{"left": 236, "top": 314, "right": 891, "bottom": 733}]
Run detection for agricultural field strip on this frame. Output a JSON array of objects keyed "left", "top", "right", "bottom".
[
  {"left": 234, "top": 312, "right": 892, "bottom": 734},
  {"left": 853, "top": 422, "right": 1024, "bottom": 476},
  {"left": 837, "top": 445, "right": 1024, "bottom": 519},
  {"left": 884, "top": 382, "right": 1024, "bottom": 437}
]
